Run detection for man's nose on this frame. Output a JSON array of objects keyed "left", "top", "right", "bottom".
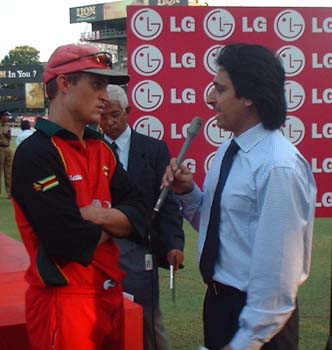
[
  {"left": 100, "top": 89, "right": 109, "bottom": 104},
  {"left": 206, "top": 86, "right": 216, "bottom": 107},
  {"left": 105, "top": 117, "right": 114, "bottom": 126}
]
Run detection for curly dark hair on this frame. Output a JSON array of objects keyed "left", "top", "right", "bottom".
[{"left": 216, "top": 43, "right": 286, "bottom": 130}]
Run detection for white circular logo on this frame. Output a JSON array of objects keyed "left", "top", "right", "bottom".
[
  {"left": 204, "top": 115, "right": 233, "bottom": 146},
  {"left": 276, "top": 45, "right": 305, "bottom": 77},
  {"left": 133, "top": 116, "right": 164, "bottom": 140},
  {"left": 204, "top": 151, "right": 217, "bottom": 174},
  {"left": 274, "top": 10, "right": 305, "bottom": 42},
  {"left": 131, "top": 45, "right": 163, "bottom": 76},
  {"left": 203, "top": 9, "right": 235, "bottom": 41},
  {"left": 203, "top": 45, "right": 224, "bottom": 76},
  {"left": 204, "top": 82, "right": 215, "bottom": 110},
  {"left": 285, "top": 80, "right": 305, "bottom": 112},
  {"left": 281, "top": 115, "right": 305, "bottom": 145},
  {"left": 131, "top": 9, "right": 163, "bottom": 41},
  {"left": 132, "top": 80, "right": 164, "bottom": 112}
]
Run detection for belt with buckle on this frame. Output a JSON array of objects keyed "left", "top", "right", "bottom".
[{"left": 208, "top": 281, "right": 246, "bottom": 298}]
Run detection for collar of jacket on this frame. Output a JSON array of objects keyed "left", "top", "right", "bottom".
[{"left": 35, "top": 117, "right": 103, "bottom": 141}]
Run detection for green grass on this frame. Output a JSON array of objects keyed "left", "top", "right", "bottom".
[{"left": 0, "top": 151, "right": 331, "bottom": 349}]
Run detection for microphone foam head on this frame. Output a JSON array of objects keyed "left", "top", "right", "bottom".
[{"left": 187, "top": 117, "right": 202, "bottom": 137}]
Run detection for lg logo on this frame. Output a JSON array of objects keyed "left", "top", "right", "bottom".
[
  {"left": 203, "top": 9, "right": 235, "bottom": 40},
  {"left": 204, "top": 151, "right": 217, "bottom": 174},
  {"left": 131, "top": 9, "right": 163, "bottom": 41},
  {"left": 132, "top": 80, "right": 164, "bottom": 112},
  {"left": 204, "top": 83, "right": 214, "bottom": 110},
  {"left": 133, "top": 116, "right": 164, "bottom": 140},
  {"left": 203, "top": 45, "right": 223, "bottom": 76},
  {"left": 274, "top": 10, "right": 305, "bottom": 42},
  {"left": 285, "top": 80, "right": 305, "bottom": 112},
  {"left": 281, "top": 115, "right": 305, "bottom": 146},
  {"left": 131, "top": 45, "right": 164, "bottom": 76},
  {"left": 277, "top": 46, "right": 305, "bottom": 77},
  {"left": 204, "top": 116, "right": 233, "bottom": 147}
]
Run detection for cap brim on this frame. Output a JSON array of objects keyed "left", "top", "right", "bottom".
[{"left": 82, "top": 69, "right": 130, "bottom": 85}]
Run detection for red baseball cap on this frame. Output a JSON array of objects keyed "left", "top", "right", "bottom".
[{"left": 43, "top": 44, "right": 130, "bottom": 85}]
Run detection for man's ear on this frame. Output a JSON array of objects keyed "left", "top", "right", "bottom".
[
  {"left": 56, "top": 75, "right": 70, "bottom": 93},
  {"left": 125, "top": 106, "right": 131, "bottom": 114},
  {"left": 244, "top": 98, "right": 253, "bottom": 107}
]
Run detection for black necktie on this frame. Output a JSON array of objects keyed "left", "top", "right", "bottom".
[
  {"left": 199, "top": 140, "right": 240, "bottom": 283},
  {"left": 110, "top": 141, "right": 118, "bottom": 154}
]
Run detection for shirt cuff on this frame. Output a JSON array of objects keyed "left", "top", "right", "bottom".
[
  {"left": 230, "top": 329, "right": 264, "bottom": 350},
  {"left": 176, "top": 183, "right": 201, "bottom": 206}
]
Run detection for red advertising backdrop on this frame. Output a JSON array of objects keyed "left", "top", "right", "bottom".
[{"left": 127, "top": 6, "right": 332, "bottom": 217}]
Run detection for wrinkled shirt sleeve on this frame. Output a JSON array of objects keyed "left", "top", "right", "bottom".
[
  {"left": 230, "top": 164, "right": 316, "bottom": 350},
  {"left": 176, "top": 183, "right": 203, "bottom": 232}
]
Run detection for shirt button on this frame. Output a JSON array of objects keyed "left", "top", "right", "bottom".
[{"left": 103, "top": 279, "right": 116, "bottom": 290}]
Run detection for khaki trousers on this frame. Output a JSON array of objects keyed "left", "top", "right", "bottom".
[{"left": 0, "top": 146, "right": 13, "bottom": 196}]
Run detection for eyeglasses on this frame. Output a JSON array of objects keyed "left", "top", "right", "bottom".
[{"left": 52, "top": 51, "right": 113, "bottom": 69}]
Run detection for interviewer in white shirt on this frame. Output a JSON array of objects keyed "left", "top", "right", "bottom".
[{"left": 162, "top": 43, "right": 317, "bottom": 350}]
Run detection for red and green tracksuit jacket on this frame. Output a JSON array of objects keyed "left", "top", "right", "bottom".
[{"left": 12, "top": 117, "right": 146, "bottom": 288}]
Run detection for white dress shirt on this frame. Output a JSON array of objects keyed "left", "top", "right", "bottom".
[
  {"left": 104, "top": 126, "right": 131, "bottom": 170},
  {"left": 16, "top": 129, "right": 34, "bottom": 146},
  {"left": 178, "top": 123, "right": 317, "bottom": 350}
]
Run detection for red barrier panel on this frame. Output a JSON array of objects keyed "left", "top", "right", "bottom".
[
  {"left": 0, "top": 233, "right": 29, "bottom": 273},
  {"left": 0, "top": 233, "right": 142, "bottom": 350}
]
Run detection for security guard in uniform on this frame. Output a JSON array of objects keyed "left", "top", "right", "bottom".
[{"left": 0, "top": 110, "right": 13, "bottom": 198}]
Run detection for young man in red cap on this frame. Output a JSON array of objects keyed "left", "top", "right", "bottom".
[{"left": 11, "top": 44, "right": 146, "bottom": 350}]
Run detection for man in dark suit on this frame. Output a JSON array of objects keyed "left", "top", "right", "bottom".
[{"left": 100, "top": 85, "right": 185, "bottom": 350}]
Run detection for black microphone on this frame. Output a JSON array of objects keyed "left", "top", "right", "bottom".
[{"left": 153, "top": 116, "right": 202, "bottom": 214}]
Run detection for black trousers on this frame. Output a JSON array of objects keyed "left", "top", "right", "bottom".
[{"left": 203, "top": 282, "right": 299, "bottom": 350}]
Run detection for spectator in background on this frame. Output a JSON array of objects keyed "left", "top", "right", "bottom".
[
  {"left": 100, "top": 84, "right": 184, "bottom": 350},
  {"left": 0, "top": 109, "right": 13, "bottom": 198},
  {"left": 16, "top": 120, "right": 34, "bottom": 147}
]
